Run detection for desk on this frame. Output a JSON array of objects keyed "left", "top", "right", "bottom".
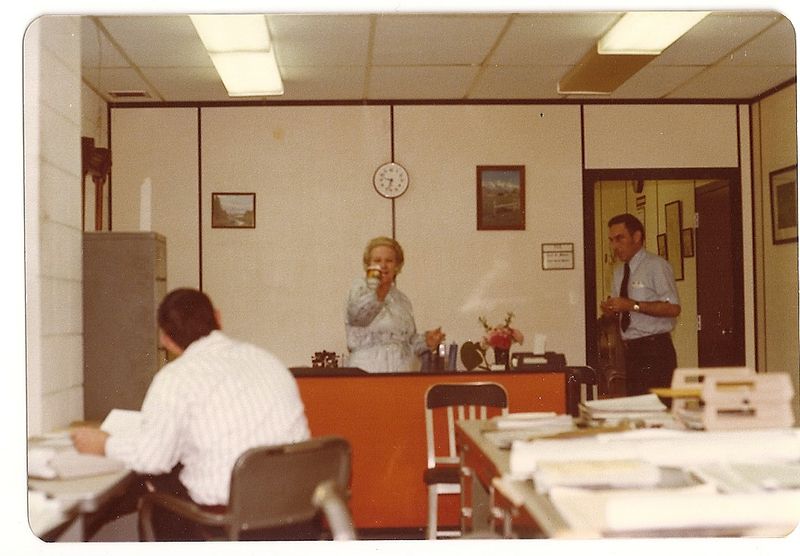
[
  {"left": 27, "top": 435, "right": 134, "bottom": 542},
  {"left": 455, "top": 419, "right": 569, "bottom": 538},
  {"left": 456, "top": 420, "right": 800, "bottom": 538},
  {"left": 295, "top": 369, "right": 567, "bottom": 530}
]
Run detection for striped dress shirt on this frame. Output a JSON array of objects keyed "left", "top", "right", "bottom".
[{"left": 105, "top": 330, "right": 310, "bottom": 505}]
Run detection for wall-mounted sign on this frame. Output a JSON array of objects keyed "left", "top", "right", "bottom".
[{"left": 541, "top": 243, "right": 574, "bottom": 270}]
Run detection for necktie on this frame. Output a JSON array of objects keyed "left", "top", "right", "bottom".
[{"left": 620, "top": 262, "right": 631, "bottom": 332}]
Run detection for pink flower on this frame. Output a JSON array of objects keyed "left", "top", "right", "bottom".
[{"left": 478, "top": 313, "right": 524, "bottom": 350}]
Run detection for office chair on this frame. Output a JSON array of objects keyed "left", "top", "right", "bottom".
[
  {"left": 138, "top": 435, "right": 352, "bottom": 541},
  {"left": 423, "top": 382, "right": 509, "bottom": 539}
]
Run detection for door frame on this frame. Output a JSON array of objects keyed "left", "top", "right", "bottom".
[{"left": 582, "top": 167, "right": 743, "bottom": 369}]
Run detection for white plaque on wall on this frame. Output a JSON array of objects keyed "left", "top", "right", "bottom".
[{"left": 541, "top": 243, "right": 574, "bottom": 270}]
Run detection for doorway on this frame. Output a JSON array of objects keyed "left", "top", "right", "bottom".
[
  {"left": 695, "top": 180, "right": 746, "bottom": 366},
  {"left": 583, "top": 169, "right": 745, "bottom": 380}
]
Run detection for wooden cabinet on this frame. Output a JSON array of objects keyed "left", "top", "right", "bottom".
[{"left": 83, "top": 232, "right": 167, "bottom": 421}]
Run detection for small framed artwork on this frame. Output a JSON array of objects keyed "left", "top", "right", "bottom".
[
  {"left": 212, "top": 192, "right": 256, "bottom": 229},
  {"left": 770, "top": 164, "right": 797, "bottom": 244},
  {"left": 664, "top": 200, "right": 684, "bottom": 281},
  {"left": 657, "top": 233, "right": 667, "bottom": 258},
  {"left": 681, "top": 228, "right": 695, "bottom": 258},
  {"left": 476, "top": 165, "right": 525, "bottom": 230}
]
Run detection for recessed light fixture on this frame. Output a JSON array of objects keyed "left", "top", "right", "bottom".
[
  {"left": 598, "top": 11, "right": 710, "bottom": 55},
  {"left": 558, "top": 11, "right": 710, "bottom": 95},
  {"left": 190, "top": 14, "right": 284, "bottom": 97}
]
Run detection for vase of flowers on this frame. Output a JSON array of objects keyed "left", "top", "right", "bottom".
[{"left": 479, "top": 312, "right": 524, "bottom": 370}]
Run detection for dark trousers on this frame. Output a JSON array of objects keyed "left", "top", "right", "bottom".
[{"left": 623, "top": 332, "right": 677, "bottom": 397}]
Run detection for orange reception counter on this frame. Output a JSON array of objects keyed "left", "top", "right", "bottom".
[{"left": 292, "top": 369, "right": 568, "bottom": 532}]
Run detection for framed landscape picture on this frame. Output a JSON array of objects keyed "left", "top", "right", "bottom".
[
  {"left": 665, "top": 200, "right": 684, "bottom": 281},
  {"left": 476, "top": 165, "right": 525, "bottom": 230},
  {"left": 212, "top": 193, "right": 256, "bottom": 229},
  {"left": 770, "top": 165, "right": 798, "bottom": 244}
]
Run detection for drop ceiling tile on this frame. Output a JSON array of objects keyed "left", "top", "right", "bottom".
[
  {"left": 611, "top": 66, "right": 707, "bottom": 99},
  {"left": 654, "top": 12, "right": 781, "bottom": 66},
  {"left": 269, "top": 14, "right": 371, "bottom": 66},
  {"left": 279, "top": 66, "right": 366, "bottom": 100},
  {"left": 368, "top": 66, "right": 479, "bottom": 99},
  {"left": 81, "top": 17, "right": 129, "bottom": 68},
  {"left": 720, "top": 17, "right": 796, "bottom": 66},
  {"left": 489, "top": 13, "right": 621, "bottom": 66},
  {"left": 667, "top": 65, "right": 796, "bottom": 99},
  {"left": 98, "top": 15, "right": 213, "bottom": 68},
  {"left": 470, "top": 65, "right": 570, "bottom": 99},
  {"left": 373, "top": 14, "right": 509, "bottom": 66},
  {"left": 139, "top": 67, "right": 229, "bottom": 102}
]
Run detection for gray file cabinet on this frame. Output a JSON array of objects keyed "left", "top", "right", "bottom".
[{"left": 83, "top": 232, "right": 167, "bottom": 421}]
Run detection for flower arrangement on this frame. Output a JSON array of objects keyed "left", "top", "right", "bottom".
[{"left": 479, "top": 312, "right": 524, "bottom": 351}]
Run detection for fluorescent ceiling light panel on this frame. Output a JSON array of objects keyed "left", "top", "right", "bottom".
[
  {"left": 190, "top": 14, "right": 283, "bottom": 96},
  {"left": 598, "top": 11, "right": 710, "bottom": 55},
  {"left": 209, "top": 51, "right": 284, "bottom": 96}
]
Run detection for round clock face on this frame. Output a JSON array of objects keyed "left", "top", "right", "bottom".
[{"left": 373, "top": 162, "right": 409, "bottom": 199}]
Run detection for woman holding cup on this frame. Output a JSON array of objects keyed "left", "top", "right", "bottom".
[{"left": 345, "top": 236, "right": 445, "bottom": 373}]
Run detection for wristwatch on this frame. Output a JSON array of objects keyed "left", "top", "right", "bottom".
[{"left": 632, "top": 302, "right": 641, "bottom": 312}]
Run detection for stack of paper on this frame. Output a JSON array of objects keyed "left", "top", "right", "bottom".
[
  {"left": 484, "top": 414, "right": 576, "bottom": 448},
  {"left": 509, "top": 428, "right": 800, "bottom": 480},
  {"left": 493, "top": 412, "right": 561, "bottom": 429},
  {"left": 579, "top": 394, "right": 671, "bottom": 426},
  {"left": 532, "top": 459, "right": 661, "bottom": 494},
  {"left": 28, "top": 447, "right": 125, "bottom": 479}
]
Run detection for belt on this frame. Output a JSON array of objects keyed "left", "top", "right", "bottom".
[{"left": 623, "top": 332, "right": 672, "bottom": 348}]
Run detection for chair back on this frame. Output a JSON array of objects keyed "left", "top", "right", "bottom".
[
  {"left": 424, "top": 382, "right": 508, "bottom": 468},
  {"left": 227, "top": 435, "right": 351, "bottom": 536}
]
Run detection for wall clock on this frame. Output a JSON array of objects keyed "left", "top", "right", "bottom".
[{"left": 373, "top": 162, "right": 409, "bottom": 199}]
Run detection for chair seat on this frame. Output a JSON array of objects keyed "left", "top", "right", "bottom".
[{"left": 423, "top": 464, "right": 460, "bottom": 485}]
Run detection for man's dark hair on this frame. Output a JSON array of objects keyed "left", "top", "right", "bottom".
[
  {"left": 608, "top": 213, "right": 645, "bottom": 240},
  {"left": 157, "top": 288, "right": 219, "bottom": 350}
]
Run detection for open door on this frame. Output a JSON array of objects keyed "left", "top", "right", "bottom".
[{"left": 695, "top": 180, "right": 746, "bottom": 366}]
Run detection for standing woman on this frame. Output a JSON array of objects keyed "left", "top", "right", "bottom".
[{"left": 345, "top": 236, "right": 445, "bottom": 373}]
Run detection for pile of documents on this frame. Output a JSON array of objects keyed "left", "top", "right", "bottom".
[
  {"left": 507, "top": 425, "right": 800, "bottom": 536},
  {"left": 29, "top": 440, "right": 125, "bottom": 480},
  {"left": 579, "top": 393, "right": 672, "bottom": 427},
  {"left": 27, "top": 409, "right": 140, "bottom": 480},
  {"left": 483, "top": 412, "right": 575, "bottom": 449}
]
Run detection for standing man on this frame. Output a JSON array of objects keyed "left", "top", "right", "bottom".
[
  {"left": 72, "top": 288, "right": 310, "bottom": 539},
  {"left": 600, "top": 213, "right": 681, "bottom": 395}
]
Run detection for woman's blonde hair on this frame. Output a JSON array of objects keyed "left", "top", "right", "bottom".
[{"left": 362, "top": 236, "right": 405, "bottom": 272}]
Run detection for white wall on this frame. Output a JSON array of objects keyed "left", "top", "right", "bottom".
[
  {"left": 24, "top": 16, "right": 85, "bottom": 435},
  {"left": 110, "top": 108, "right": 199, "bottom": 292},
  {"left": 109, "top": 102, "right": 754, "bottom": 372},
  {"left": 752, "top": 85, "right": 799, "bottom": 415},
  {"left": 583, "top": 104, "right": 739, "bottom": 169},
  {"left": 394, "top": 105, "right": 585, "bottom": 363}
]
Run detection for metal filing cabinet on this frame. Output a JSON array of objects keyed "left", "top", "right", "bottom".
[{"left": 82, "top": 232, "right": 167, "bottom": 421}]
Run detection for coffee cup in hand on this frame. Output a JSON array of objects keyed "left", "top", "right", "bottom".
[{"left": 366, "top": 265, "right": 381, "bottom": 287}]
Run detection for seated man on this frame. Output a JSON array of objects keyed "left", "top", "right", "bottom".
[{"left": 72, "top": 288, "right": 311, "bottom": 540}]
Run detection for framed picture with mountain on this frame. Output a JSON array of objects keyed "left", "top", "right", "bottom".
[
  {"left": 211, "top": 192, "right": 256, "bottom": 229},
  {"left": 476, "top": 165, "right": 525, "bottom": 230}
]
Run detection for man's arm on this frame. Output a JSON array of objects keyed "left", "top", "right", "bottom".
[{"left": 71, "top": 427, "right": 109, "bottom": 455}]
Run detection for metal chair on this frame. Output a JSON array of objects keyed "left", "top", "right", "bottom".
[
  {"left": 423, "top": 382, "right": 509, "bottom": 539},
  {"left": 138, "top": 436, "right": 352, "bottom": 541},
  {"left": 566, "top": 366, "right": 600, "bottom": 416}
]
